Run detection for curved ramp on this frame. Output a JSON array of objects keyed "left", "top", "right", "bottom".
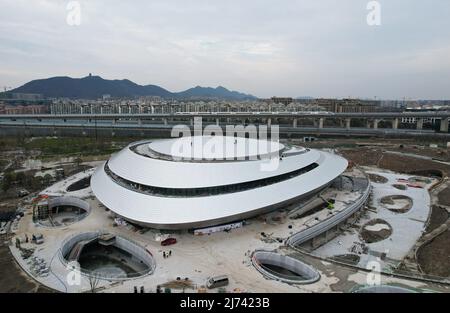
[
  {"left": 66, "top": 238, "right": 96, "bottom": 262},
  {"left": 286, "top": 179, "right": 370, "bottom": 246}
]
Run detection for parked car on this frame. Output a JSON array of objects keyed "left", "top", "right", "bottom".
[{"left": 161, "top": 237, "right": 177, "bottom": 246}]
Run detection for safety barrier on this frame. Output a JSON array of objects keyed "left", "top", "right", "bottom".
[{"left": 59, "top": 231, "right": 155, "bottom": 281}]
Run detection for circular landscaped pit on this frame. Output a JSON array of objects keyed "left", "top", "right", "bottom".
[
  {"left": 380, "top": 195, "right": 413, "bottom": 213},
  {"left": 61, "top": 232, "right": 155, "bottom": 280},
  {"left": 368, "top": 173, "right": 388, "bottom": 184},
  {"left": 252, "top": 251, "right": 320, "bottom": 284},
  {"left": 67, "top": 176, "right": 91, "bottom": 192},
  {"left": 408, "top": 176, "right": 431, "bottom": 184},
  {"left": 36, "top": 196, "right": 90, "bottom": 227},
  {"left": 360, "top": 219, "right": 393, "bottom": 243},
  {"left": 392, "top": 184, "right": 407, "bottom": 191}
]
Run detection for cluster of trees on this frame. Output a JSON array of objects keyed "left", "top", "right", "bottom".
[
  {"left": 24, "top": 137, "right": 116, "bottom": 157},
  {"left": 1, "top": 170, "right": 52, "bottom": 193},
  {"left": 0, "top": 137, "right": 127, "bottom": 161}
]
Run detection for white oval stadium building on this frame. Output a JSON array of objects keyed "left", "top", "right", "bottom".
[{"left": 91, "top": 136, "right": 348, "bottom": 229}]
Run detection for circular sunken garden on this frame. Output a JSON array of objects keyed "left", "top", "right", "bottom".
[
  {"left": 392, "top": 184, "right": 407, "bottom": 190},
  {"left": 36, "top": 197, "right": 90, "bottom": 227},
  {"left": 61, "top": 232, "right": 155, "bottom": 280},
  {"left": 408, "top": 176, "right": 432, "bottom": 185},
  {"left": 252, "top": 251, "right": 320, "bottom": 284},
  {"left": 368, "top": 173, "right": 388, "bottom": 184},
  {"left": 360, "top": 219, "right": 393, "bottom": 243},
  {"left": 380, "top": 195, "right": 413, "bottom": 213}
]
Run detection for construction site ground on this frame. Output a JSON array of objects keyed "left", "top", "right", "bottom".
[{"left": 1, "top": 137, "right": 450, "bottom": 292}]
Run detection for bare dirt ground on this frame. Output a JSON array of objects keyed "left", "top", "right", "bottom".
[
  {"left": 0, "top": 243, "right": 54, "bottom": 293},
  {"left": 426, "top": 206, "right": 449, "bottom": 234},
  {"left": 417, "top": 230, "right": 450, "bottom": 278},
  {"left": 393, "top": 145, "right": 450, "bottom": 162},
  {"left": 304, "top": 137, "right": 450, "bottom": 162},
  {"left": 378, "top": 154, "right": 450, "bottom": 175},
  {"left": 338, "top": 148, "right": 384, "bottom": 166},
  {"left": 340, "top": 147, "right": 450, "bottom": 175},
  {"left": 438, "top": 187, "right": 450, "bottom": 206}
]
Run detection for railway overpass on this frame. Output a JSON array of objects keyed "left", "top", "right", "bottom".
[{"left": 0, "top": 111, "right": 449, "bottom": 138}]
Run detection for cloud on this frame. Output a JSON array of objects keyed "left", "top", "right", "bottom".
[{"left": 0, "top": 0, "right": 449, "bottom": 99}]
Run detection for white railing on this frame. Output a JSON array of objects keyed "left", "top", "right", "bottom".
[
  {"left": 59, "top": 231, "right": 156, "bottom": 281},
  {"left": 251, "top": 250, "right": 320, "bottom": 284},
  {"left": 286, "top": 177, "right": 371, "bottom": 246}
]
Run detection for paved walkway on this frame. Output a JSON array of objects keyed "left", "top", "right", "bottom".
[
  {"left": 314, "top": 168, "right": 434, "bottom": 271},
  {"left": 8, "top": 167, "right": 445, "bottom": 293}
]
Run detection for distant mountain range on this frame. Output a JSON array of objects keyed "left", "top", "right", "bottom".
[{"left": 7, "top": 75, "right": 257, "bottom": 100}]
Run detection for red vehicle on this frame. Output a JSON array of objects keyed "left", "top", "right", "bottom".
[{"left": 161, "top": 238, "right": 177, "bottom": 246}]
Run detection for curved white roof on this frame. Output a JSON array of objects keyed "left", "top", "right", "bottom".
[
  {"left": 148, "top": 136, "right": 285, "bottom": 160},
  {"left": 91, "top": 137, "right": 348, "bottom": 229},
  {"left": 108, "top": 137, "right": 319, "bottom": 189}
]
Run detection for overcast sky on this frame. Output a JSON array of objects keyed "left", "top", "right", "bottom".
[{"left": 1, "top": 0, "right": 450, "bottom": 99}]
